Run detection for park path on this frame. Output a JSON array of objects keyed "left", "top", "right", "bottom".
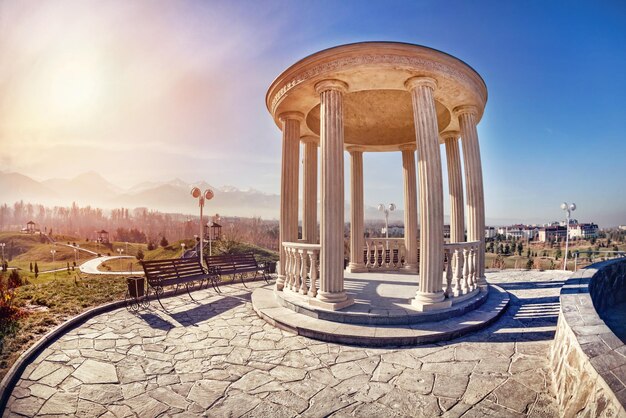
[
  {"left": 5, "top": 270, "right": 569, "bottom": 417},
  {"left": 79, "top": 256, "right": 142, "bottom": 276}
]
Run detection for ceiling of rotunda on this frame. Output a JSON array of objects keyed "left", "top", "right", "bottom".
[{"left": 305, "top": 90, "right": 451, "bottom": 149}]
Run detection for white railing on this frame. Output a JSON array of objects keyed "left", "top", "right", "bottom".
[
  {"left": 364, "top": 238, "right": 407, "bottom": 270},
  {"left": 443, "top": 241, "right": 480, "bottom": 298},
  {"left": 282, "top": 242, "right": 320, "bottom": 298}
]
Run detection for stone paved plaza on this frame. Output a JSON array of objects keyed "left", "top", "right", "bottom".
[{"left": 5, "top": 270, "right": 570, "bottom": 417}]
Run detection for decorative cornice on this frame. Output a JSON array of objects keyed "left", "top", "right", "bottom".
[
  {"left": 398, "top": 143, "right": 417, "bottom": 152},
  {"left": 404, "top": 76, "right": 437, "bottom": 92},
  {"left": 453, "top": 105, "right": 479, "bottom": 118},
  {"left": 270, "top": 53, "right": 486, "bottom": 113},
  {"left": 346, "top": 145, "right": 366, "bottom": 153},
  {"left": 300, "top": 135, "right": 319, "bottom": 145},
  {"left": 314, "top": 79, "right": 349, "bottom": 95},
  {"left": 440, "top": 130, "right": 460, "bottom": 142},
  {"left": 278, "top": 111, "right": 305, "bottom": 124}
]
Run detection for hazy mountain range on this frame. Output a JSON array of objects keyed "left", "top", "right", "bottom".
[
  {"left": 1, "top": 171, "right": 537, "bottom": 225},
  {"left": 0, "top": 171, "right": 283, "bottom": 219},
  {"left": 1, "top": 171, "right": 411, "bottom": 221}
]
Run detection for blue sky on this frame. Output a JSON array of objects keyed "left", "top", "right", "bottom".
[{"left": 1, "top": 1, "right": 625, "bottom": 225}]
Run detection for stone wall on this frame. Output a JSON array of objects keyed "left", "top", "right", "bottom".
[{"left": 550, "top": 259, "right": 626, "bottom": 417}]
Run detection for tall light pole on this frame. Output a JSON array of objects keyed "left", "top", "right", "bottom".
[
  {"left": 181, "top": 242, "right": 186, "bottom": 257},
  {"left": 0, "top": 243, "right": 5, "bottom": 262},
  {"left": 561, "top": 202, "right": 576, "bottom": 270},
  {"left": 50, "top": 249, "right": 56, "bottom": 263},
  {"left": 378, "top": 203, "right": 396, "bottom": 240},
  {"left": 117, "top": 248, "right": 124, "bottom": 257},
  {"left": 191, "top": 187, "right": 214, "bottom": 267}
]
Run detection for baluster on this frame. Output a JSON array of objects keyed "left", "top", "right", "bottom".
[
  {"left": 462, "top": 248, "right": 469, "bottom": 293},
  {"left": 283, "top": 246, "right": 291, "bottom": 289},
  {"left": 453, "top": 248, "right": 463, "bottom": 296},
  {"left": 470, "top": 246, "right": 477, "bottom": 290},
  {"left": 444, "top": 248, "right": 453, "bottom": 296},
  {"left": 293, "top": 248, "right": 302, "bottom": 292},
  {"left": 378, "top": 240, "right": 384, "bottom": 268},
  {"left": 307, "top": 250, "right": 318, "bottom": 297},
  {"left": 467, "top": 247, "right": 475, "bottom": 291},
  {"left": 299, "top": 249, "right": 308, "bottom": 295}
]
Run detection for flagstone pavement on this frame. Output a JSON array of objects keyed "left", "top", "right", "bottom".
[{"left": 4, "top": 270, "right": 571, "bottom": 417}]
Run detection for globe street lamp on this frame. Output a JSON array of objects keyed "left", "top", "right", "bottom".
[
  {"left": 191, "top": 187, "right": 214, "bottom": 267},
  {"left": 117, "top": 248, "right": 124, "bottom": 256},
  {"left": 50, "top": 249, "right": 56, "bottom": 263},
  {"left": 378, "top": 203, "right": 396, "bottom": 240},
  {"left": 561, "top": 202, "right": 576, "bottom": 270}
]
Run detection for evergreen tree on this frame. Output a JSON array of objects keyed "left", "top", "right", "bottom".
[
  {"left": 136, "top": 248, "right": 145, "bottom": 261},
  {"left": 30, "top": 262, "right": 33, "bottom": 272},
  {"left": 160, "top": 236, "right": 169, "bottom": 248},
  {"left": 34, "top": 262, "right": 39, "bottom": 277},
  {"left": 517, "top": 242, "right": 523, "bottom": 256}
]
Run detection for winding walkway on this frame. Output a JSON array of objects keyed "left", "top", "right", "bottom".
[
  {"left": 4, "top": 270, "right": 570, "bottom": 417},
  {"left": 79, "top": 256, "right": 142, "bottom": 276}
]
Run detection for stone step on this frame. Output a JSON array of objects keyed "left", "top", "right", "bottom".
[{"left": 252, "top": 284, "right": 510, "bottom": 347}]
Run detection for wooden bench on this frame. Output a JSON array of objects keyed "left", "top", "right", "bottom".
[
  {"left": 140, "top": 257, "right": 220, "bottom": 309},
  {"left": 204, "top": 252, "right": 270, "bottom": 287}
]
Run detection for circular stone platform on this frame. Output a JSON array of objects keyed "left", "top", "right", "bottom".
[
  {"left": 252, "top": 283, "right": 509, "bottom": 347},
  {"left": 275, "top": 272, "right": 489, "bottom": 325}
]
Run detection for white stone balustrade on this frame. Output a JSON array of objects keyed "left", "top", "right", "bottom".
[
  {"left": 282, "top": 242, "right": 320, "bottom": 298},
  {"left": 364, "top": 238, "right": 407, "bottom": 270},
  {"left": 443, "top": 241, "right": 480, "bottom": 300}
]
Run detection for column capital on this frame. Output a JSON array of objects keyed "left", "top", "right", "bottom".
[
  {"left": 404, "top": 76, "right": 437, "bottom": 92},
  {"left": 300, "top": 135, "right": 319, "bottom": 145},
  {"left": 346, "top": 145, "right": 365, "bottom": 153},
  {"left": 278, "top": 111, "right": 305, "bottom": 123},
  {"left": 398, "top": 143, "right": 417, "bottom": 152},
  {"left": 453, "top": 105, "right": 479, "bottom": 118},
  {"left": 440, "top": 130, "right": 460, "bottom": 142},
  {"left": 314, "top": 79, "right": 349, "bottom": 95}
]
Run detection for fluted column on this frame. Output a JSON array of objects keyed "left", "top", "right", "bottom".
[
  {"left": 443, "top": 131, "right": 465, "bottom": 243},
  {"left": 276, "top": 111, "right": 303, "bottom": 291},
  {"left": 455, "top": 105, "right": 486, "bottom": 286},
  {"left": 400, "top": 144, "right": 419, "bottom": 272},
  {"left": 313, "top": 79, "right": 353, "bottom": 309},
  {"left": 302, "top": 136, "right": 318, "bottom": 244},
  {"left": 405, "top": 76, "right": 450, "bottom": 311},
  {"left": 347, "top": 146, "right": 366, "bottom": 273}
]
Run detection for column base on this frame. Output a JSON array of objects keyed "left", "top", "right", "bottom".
[
  {"left": 310, "top": 296, "right": 354, "bottom": 311},
  {"left": 275, "top": 275, "right": 286, "bottom": 291},
  {"left": 403, "top": 263, "right": 418, "bottom": 274},
  {"left": 476, "top": 276, "right": 488, "bottom": 288},
  {"left": 345, "top": 263, "right": 368, "bottom": 273},
  {"left": 411, "top": 291, "right": 451, "bottom": 312}
]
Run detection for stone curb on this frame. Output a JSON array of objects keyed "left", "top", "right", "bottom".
[{"left": 0, "top": 276, "right": 272, "bottom": 412}]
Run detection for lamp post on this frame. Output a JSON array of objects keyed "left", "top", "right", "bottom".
[
  {"left": 561, "top": 202, "right": 576, "bottom": 270},
  {"left": 76, "top": 244, "right": 80, "bottom": 262},
  {"left": 50, "top": 249, "right": 56, "bottom": 263},
  {"left": 117, "top": 248, "right": 124, "bottom": 257},
  {"left": 0, "top": 243, "right": 5, "bottom": 262},
  {"left": 191, "top": 187, "right": 214, "bottom": 267},
  {"left": 377, "top": 203, "right": 396, "bottom": 240},
  {"left": 181, "top": 242, "right": 186, "bottom": 257},
  {"left": 125, "top": 241, "right": 128, "bottom": 254}
]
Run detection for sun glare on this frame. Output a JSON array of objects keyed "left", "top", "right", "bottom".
[{"left": 41, "top": 53, "right": 104, "bottom": 121}]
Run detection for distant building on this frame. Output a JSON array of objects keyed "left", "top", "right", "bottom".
[
  {"left": 619, "top": 225, "right": 626, "bottom": 231},
  {"left": 485, "top": 226, "right": 496, "bottom": 239},
  {"left": 22, "top": 220, "right": 37, "bottom": 234},
  {"left": 569, "top": 223, "right": 599, "bottom": 239},
  {"left": 97, "top": 229, "right": 110, "bottom": 244},
  {"left": 538, "top": 225, "right": 567, "bottom": 242},
  {"left": 497, "top": 224, "right": 538, "bottom": 240}
]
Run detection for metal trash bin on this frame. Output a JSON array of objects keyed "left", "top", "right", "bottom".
[{"left": 127, "top": 276, "right": 145, "bottom": 298}]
